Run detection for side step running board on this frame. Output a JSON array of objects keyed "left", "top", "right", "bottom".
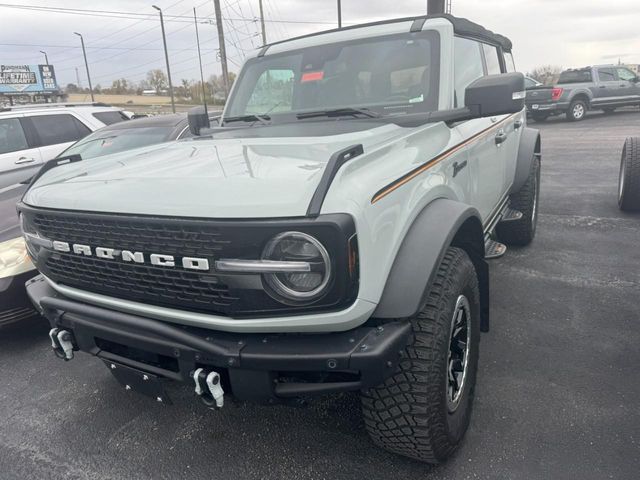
[
  {"left": 499, "top": 207, "right": 523, "bottom": 223},
  {"left": 485, "top": 239, "right": 507, "bottom": 259}
]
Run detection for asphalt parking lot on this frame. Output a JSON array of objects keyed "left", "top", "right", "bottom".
[{"left": 1, "top": 109, "right": 639, "bottom": 480}]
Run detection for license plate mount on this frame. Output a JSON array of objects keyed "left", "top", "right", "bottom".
[{"left": 103, "top": 359, "right": 172, "bottom": 405}]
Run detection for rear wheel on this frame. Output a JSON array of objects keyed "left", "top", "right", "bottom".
[
  {"left": 497, "top": 155, "right": 541, "bottom": 246},
  {"left": 567, "top": 99, "right": 587, "bottom": 121},
  {"left": 618, "top": 137, "right": 640, "bottom": 211},
  {"left": 361, "top": 247, "right": 480, "bottom": 464}
]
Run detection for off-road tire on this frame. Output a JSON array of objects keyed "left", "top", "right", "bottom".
[
  {"left": 361, "top": 247, "right": 480, "bottom": 464},
  {"left": 567, "top": 99, "right": 587, "bottom": 121},
  {"left": 496, "top": 155, "right": 541, "bottom": 246},
  {"left": 618, "top": 137, "right": 640, "bottom": 211},
  {"left": 531, "top": 112, "right": 549, "bottom": 123}
]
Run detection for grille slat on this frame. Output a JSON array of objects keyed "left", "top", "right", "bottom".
[{"left": 34, "top": 213, "right": 242, "bottom": 315}]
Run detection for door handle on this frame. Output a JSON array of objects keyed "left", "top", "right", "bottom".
[
  {"left": 15, "top": 157, "right": 36, "bottom": 164},
  {"left": 495, "top": 131, "right": 508, "bottom": 146},
  {"left": 514, "top": 119, "right": 523, "bottom": 130}
]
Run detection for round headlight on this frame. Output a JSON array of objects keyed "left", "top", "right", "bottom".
[{"left": 261, "top": 232, "right": 332, "bottom": 304}]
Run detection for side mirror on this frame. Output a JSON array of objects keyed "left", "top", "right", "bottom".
[
  {"left": 465, "top": 73, "right": 525, "bottom": 118},
  {"left": 188, "top": 106, "right": 210, "bottom": 136}
]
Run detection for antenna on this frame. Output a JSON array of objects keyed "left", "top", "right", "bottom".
[{"left": 194, "top": 7, "right": 208, "bottom": 116}]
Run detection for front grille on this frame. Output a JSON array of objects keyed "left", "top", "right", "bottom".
[
  {"left": 46, "top": 254, "right": 238, "bottom": 310},
  {"left": 23, "top": 207, "right": 358, "bottom": 318},
  {"left": 31, "top": 211, "right": 252, "bottom": 316}
]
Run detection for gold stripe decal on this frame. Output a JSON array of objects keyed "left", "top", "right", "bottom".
[{"left": 371, "top": 114, "right": 516, "bottom": 204}]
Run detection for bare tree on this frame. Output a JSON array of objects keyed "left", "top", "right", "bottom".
[
  {"left": 147, "top": 69, "right": 168, "bottom": 94},
  {"left": 527, "top": 65, "right": 563, "bottom": 86}
]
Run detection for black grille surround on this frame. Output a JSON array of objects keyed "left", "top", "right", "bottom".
[{"left": 19, "top": 205, "right": 358, "bottom": 318}]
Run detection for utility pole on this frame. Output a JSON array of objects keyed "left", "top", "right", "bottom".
[
  {"left": 213, "top": 0, "right": 230, "bottom": 96},
  {"left": 258, "top": 0, "right": 267, "bottom": 45},
  {"left": 194, "top": 7, "right": 208, "bottom": 115},
  {"left": 152, "top": 5, "right": 176, "bottom": 113},
  {"left": 74, "top": 32, "right": 94, "bottom": 102},
  {"left": 39, "top": 50, "right": 49, "bottom": 65},
  {"left": 337, "top": 0, "right": 342, "bottom": 28}
]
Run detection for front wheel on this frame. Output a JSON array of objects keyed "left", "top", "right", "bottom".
[
  {"left": 567, "top": 99, "right": 587, "bottom": 121},
  {"left": 618, "top": 137, "right": 640, "bottom": 211},
  {"left": 361, "top": 247, "right": 480, "bottom": 464}
]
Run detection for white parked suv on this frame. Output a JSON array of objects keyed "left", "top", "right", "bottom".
[
  {"left": 19, "top": 14, "right": 540, "bottom": 463},
  {"left": 0, "top": 102, "right": 128, "bottom": 188}
]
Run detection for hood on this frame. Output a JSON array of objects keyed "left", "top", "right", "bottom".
[{"left": 23, "top": 122, "right": 408, "bottom": 218}]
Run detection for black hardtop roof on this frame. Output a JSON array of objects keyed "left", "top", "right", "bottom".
[
  {"left": 261, "top": 13, "right": 512, "bottom": 54},
  {"left": 104, "top": 113, "right": 186, "bottom": 131}
]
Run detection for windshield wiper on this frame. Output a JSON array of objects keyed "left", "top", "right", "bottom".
[
  {"left": 296, "top": 107, "right": 381, "bottom": 120},
  {"left": 223, "top": 114, "right": 271, "bottom": 126}
]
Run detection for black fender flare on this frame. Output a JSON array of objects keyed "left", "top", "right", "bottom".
[
  {"left": 510, "top": 127, "right": 541, "bottom": 194},
  {"left": 373, "top": 198, "right": 489, "bottom": 332}
]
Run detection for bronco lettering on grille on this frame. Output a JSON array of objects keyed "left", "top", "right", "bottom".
[{"left": 51, "top": 241, "right": 211, "bottom": 271}]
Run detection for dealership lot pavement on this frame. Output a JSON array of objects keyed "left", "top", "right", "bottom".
[{"left": 1, "top": 109, "right": 639, "bottom": 480}]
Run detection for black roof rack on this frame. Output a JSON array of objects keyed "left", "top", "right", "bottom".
[{"left": 257, "top": 13, "right": 512, "bottom": 57}]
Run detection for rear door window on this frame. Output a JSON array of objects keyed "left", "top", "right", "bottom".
[
  {"left": 0, "top": 117, "right": 29, "bottom": 154},
  {"left": 29, "top": 114, "right": 91, "bottom": 146},
  {"left": 92, "top": 111, "right": 129, "bottom": 125},
  {"left": 454, "top": 37, "right": 484, "bottom": 107},
  {"left": 504, "top": 52, "right": 516, "bottom": 72},
  {"left": 597, "top": 68, "right": 617, "bottom": 82},
  {"left": 482, "top": 44, "right": 502, "bottom": 75}
]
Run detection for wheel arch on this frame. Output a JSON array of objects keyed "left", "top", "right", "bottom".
[
  {"left": 569, "top": 91, "right": 591, "bottom": 108},
  {"left": 373, "top": 198, "right": 490, "bottom": 332},
  {"left": 510, "top": 127, "right": 541, "bottom": 194}
]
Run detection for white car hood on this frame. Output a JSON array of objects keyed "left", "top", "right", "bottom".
[{"left": 23, "top": 123, "right": 406, "bottom": 218}]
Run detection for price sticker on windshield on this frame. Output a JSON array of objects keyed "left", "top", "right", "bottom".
[{"left": 301, "top": 71, "right": 324, "bottom": 82}]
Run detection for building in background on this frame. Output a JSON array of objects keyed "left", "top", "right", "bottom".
[{"left": 0, "top": 64, "right": 62, "bottom": 105}]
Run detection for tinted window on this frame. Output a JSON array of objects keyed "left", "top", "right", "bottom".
[
  {"left": 504, "top": 52, "right": 516, "bottom": 73},
  {"left": 62, "top": 126, "right": 173, "bottom": 160},
  {"left": 597, "top": 68, "right": 617, "bottom": 82},
  {"left": 482, "top": 43, "right": 502, "bottom": 75},
  {"left": 558, "top": 70, "right": 592, "bottom": 84},
  {"left": 454, "top": 37, "right": 484, "bottom": 108},
  {"left": 226, "top": 31, "right": 440, "bottom": 119},
  {"left": 616, "top": 68, "right": 636, "bottom": 81},
  {"left": 93, "top": 111, "right": 129, "bottom": 125},
  {"left": 30, "top": 114, "right": 91, "bottom": 146},
  {"left": 0, "top": 118, "right": 29, "bottom": 154}
]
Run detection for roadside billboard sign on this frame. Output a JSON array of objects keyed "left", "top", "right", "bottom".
[{"left": 0, "top": 64, "right": 58, "bottom": 94}]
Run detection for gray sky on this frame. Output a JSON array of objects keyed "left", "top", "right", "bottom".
[{"left": 1, "top": 0, "right": 639, "bottom": 87}]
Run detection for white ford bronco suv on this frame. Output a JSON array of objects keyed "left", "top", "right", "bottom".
[{"left": 19, "top": 14, "right": 541, "bottom": 463}]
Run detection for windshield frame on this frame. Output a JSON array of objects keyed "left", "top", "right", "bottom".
[{"left": 223, "top": 29, "right": 441, "bottom": 126}]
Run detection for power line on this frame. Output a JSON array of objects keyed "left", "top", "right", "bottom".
[{"left": 0, "top": 3, "right": 342, "bottom": 25}]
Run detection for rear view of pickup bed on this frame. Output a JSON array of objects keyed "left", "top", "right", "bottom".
[{"left": 526, "top": 86, "right": 560, "bottom": 121}]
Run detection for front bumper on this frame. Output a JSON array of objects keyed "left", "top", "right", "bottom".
[{"left": 27, "top": 276, "right": 410, "bottom": 403}]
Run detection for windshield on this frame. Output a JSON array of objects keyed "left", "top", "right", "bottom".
[
  {"left": 225, "top": 31, "right": 440, "bottom": 123},
  {"left": 61, "top": 126, "right": 175, "bottom": 160}
]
